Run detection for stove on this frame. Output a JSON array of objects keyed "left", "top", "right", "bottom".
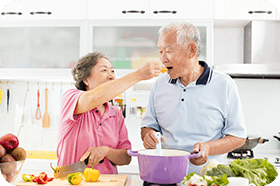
[
  {"left": 143, "top": 181, "right": 177, "bottom": 186},
  {"left": 227, "top": 149, "right": 254, "bottom": 159}
]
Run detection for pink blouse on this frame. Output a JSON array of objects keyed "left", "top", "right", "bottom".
[{"left": 57, "top": 89, "right": 131, "bottom": 174}]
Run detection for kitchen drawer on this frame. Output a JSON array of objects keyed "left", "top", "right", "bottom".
[
  {"left": 0, "top": 0, "right": 26, "bottom": 20},
  {"left": 25, "top": 0, "right": 86, "bottom": 20},
  {"left": 87, "top": 0, "right": 149, "bottom": 20}
]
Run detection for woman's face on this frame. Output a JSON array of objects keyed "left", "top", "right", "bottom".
[{"left": 84, "top": 57, "right": 116, "bottom": 91}]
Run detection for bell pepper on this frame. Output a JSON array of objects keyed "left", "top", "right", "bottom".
[
  {"left": 83, "top": 166, "right": 100, "bottom": 182},
  {"left": 50, "top": 162, "right": 61, "bottom": 179},
  {"left": 32, "top": 172, "right": 54, "bottom": 184},
  {"left": 67, "top": 172, "right": 83, "bottom": 185},
  {"left": 0, "top": 133, "right": 19, "bottom": 151},
  {"left": 22, "top": 174, "right": 35, "bottom": 182}
]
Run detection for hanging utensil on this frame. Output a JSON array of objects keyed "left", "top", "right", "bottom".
[
  {"left": 21, "top": 83, "right": 28, "bottom": 124},
  {"left": 35, "top": 82, "right": 42, "bottom": 120},
  {"left": 42, "top": 86, "right": 50, "bottom": 128},
  {"left": 6, "top": 81, "right": 10, "bottom": 113},
  {"left": 22, "top": 82, "right": 34, "bottom": 125},
  {"left": 0, "top": 83, "right": 3, "bottom": 104}
]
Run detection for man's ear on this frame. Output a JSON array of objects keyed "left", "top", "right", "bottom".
[
  {"left": 188, "top": 43, "right": 197, "bottom": 59},
  {"left": 83, "top": 78, "right": 89, "bottom": 86}
]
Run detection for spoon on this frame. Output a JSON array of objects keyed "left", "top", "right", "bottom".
[
  {"left": 35, "top": 89, "right": 42, "bottom": 120},
  {"left": 155, "top": 132, "right": 162, "bottom": 156}
]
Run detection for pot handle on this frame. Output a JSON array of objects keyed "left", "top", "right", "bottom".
[
  {"left": 259, "top": 138, "right": 269, "bottom": 143},
  {"left": 273, "top": 136, "right": 280, "bottom": 141},
  {"left": 189, "top": 151, "right": 201, "bottom": 159},
  {"left": 127, "top": 150, "right": 139, "bottom": 157}
]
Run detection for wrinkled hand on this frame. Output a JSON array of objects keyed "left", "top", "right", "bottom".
[
  {"left": 80, "top": 146, "right": 108, "bottom": 166},
  {"left": 190, "top": 142, "right": 210, "bottom": 165},
  {"left": 137, "top": 61, "right": 165, "bottom": 81},
  {"left": 143, "top": 130, "right": 165, "bottom": 149}
]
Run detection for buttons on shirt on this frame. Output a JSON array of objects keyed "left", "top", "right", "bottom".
[
  {"left": 181, "top": 98, "right": 184, "bottom": 101},
  {"left": 100, "top": 123, "right": 102, "bottom": 126},
  {"left": 96, "top": 110, "right": 99, "bottom": 113},
  {"left": 183, "top": 89, "right": 186, "bottom": 92}
]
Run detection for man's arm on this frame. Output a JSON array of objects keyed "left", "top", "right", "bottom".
[{"left": 191, "top": 135, "right": 246, "bottom": 165}]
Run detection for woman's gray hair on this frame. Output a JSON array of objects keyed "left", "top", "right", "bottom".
[
  {"left": 159, "top": 21, "right": 202, "bottom": 57},
  {"left": 71, "top": 52, "right": 109, "bottom": 91}
]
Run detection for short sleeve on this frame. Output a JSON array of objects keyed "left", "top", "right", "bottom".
[
  {"left": 222, "top": 82, "right": 247, "bottom": 138},
  {"left": 115, "top": 111, "right": 131, "bottom": 150},
  {"left": 141, "top": 81, "right": 160, "bottom": 132},
  {"left": 60, "top": 89, "right": 83, "bottom": 123}
]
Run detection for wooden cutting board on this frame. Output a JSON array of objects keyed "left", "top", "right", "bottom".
[{"left": 15, "top": 174, "right": 127, "bottom": 186}]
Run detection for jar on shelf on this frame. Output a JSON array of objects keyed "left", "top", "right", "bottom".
[
  {"left": 137, "top": 106, "right": 142, "bottom": 119},
  {"left": 130, "top": 98, "right": 137, "bottom": 119}
]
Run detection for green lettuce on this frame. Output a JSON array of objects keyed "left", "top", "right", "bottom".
[{"left": 229, "top": 158, "right": 278, "bottom": 186}]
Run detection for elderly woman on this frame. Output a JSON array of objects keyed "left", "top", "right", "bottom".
[{"left": 57, "top": 52, "right": 164, "bottom": 174}]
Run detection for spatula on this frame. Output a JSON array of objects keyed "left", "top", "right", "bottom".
[
  {"left": 155, "top": 132, "right": 162, "bottom": 156},
  {"left": 42, "top": 88, "right": 50, "bottom": 128}
]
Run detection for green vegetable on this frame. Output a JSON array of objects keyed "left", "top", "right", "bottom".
[
  {"left": 229, "top": 158, "right": 278, "bottom": 186},
  {"left": 184, "top": 172, "right": 196, "bottom": 181},
  {"left": 212, "top": 174, "right": 229, "bottom": 186},
  {"left": 206, "top": 164, "right": 234, "bottom": 177}
]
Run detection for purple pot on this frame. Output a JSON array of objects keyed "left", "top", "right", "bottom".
[{"left": 127, "top": 149, "right": 201, "bottom": 184}]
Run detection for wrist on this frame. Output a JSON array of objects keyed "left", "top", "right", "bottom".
[{"left": 102, "top": 146, "right": 110, "bottom": 157}]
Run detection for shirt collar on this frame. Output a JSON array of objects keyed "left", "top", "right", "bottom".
[
  {"left": 105, "top": 102, "right": 116, "bottom": 117},
  {"left": 168, "top": 61, "right": 213, "bottom": 85}
]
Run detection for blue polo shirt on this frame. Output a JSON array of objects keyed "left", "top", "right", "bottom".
[{"left": 141, "top": 61, "right": 247, "bottom": 174}]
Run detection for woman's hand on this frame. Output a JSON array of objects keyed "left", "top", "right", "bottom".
[
  {"left": 143, "top": 130, "right": 165, "bottom": 149},
  {"left": 137, "top": 61, "right": 166, "bottom": 81},
  {"left": 80, "top": 146, "right": 109, "bottom": 166}
]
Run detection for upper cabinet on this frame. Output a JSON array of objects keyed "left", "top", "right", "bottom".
[
  {"left": 0, "top": 0, "right": 26, "bottom": 20},
  {"left": 214, "top": 0, "right": 277, "bottom": 20},
  {"left": 87, "top": 0, "right": 150, "bottom": 19},
  {"left": 149, "top": 0, "right": 213, "bottom": 20},
  {"left": 25, "top": 0, "right": 87, "bottom": 20}
]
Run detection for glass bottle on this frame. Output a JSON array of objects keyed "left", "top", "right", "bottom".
[{"left": 130, "top": 98, "right": 137, "bottom": 119}]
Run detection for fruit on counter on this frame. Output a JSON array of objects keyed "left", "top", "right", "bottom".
[
  {"left": 0, "top": 144, "right": 6, "bottom": 159},
  {"left": 50, "top": 162, "right": 61, "bottom": 179},
  {"left": 67, "top": 172, "right": 83, "bottom": 185},
  {"left": 10, "top": 147, "right": 26, "bottom": 161},
  {"left": 32, "top": 172, "right": 54, "bottom": 184},
  {"left": 83, "top": 166, "right": 100, "bottom": 182},
  {"left": 206, "top": 164, "right": 234, "bottom": 178},
  {"left": 229, "top": 158, "right": 278, "bottom": 186},
  {"left": 0, "top": 133, "right": 19, "bottom": 152},
  {"left": 22, "top": 174, "right": 35, "bottom": 182},
  {"left": 0, "top": 154, "right": 17, "bottom": 174}
]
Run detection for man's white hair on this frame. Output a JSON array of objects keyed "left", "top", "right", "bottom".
[{"left": 159, "top": 21, "right": 202, "bottom": 57}]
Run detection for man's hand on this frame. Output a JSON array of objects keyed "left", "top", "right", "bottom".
[
  {"left": 80, "top": 146, "right": 109, "bottom": 166},
  {"left": 137, "top": 61, "right": 165, "bottom": 81},
  {"left": 190, "top": 142, "right": 210, "bottom": 165},
  {"left": 142, "top": 129, "right": 165, "bottom": 149}
]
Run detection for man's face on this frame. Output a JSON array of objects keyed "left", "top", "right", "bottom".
[
  {"left": 84, "top": 57, "right": 116, "bottom": 91},
  {"left": 157, "top": 30, "right": 191, "bottom": 79}
]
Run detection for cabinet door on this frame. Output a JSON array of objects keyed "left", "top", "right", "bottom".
[
  {"left": 25, "top": 0, "right": 86, "bottom": 20},
  {"left": 0, "top": 0, "right": 26, "bottom": 20},
  {"left": 0, "top": 26, "right": 80, "bottom": 68},
  {"left": 87, "top": 0, "right": 149, "bottom": 19},
  {"left": 214, "top": 0, "right": 277, "bottom": 20},
  {"left": 150, "top": 0, "right": 213, "bottom": 19},
  {"left": 88, "top": 21, "right": 211, "bottom": 69}
]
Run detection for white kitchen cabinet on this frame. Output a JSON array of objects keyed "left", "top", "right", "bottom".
[
  {"left": 0, "top": 0, "right": 26, "bottom": 20},
  {"left": 87, "top": 0, "right": 149, "bottom": 20},
  {"left": 25, "top": 0, "right": 86, "bottom": 20},
  {"left": 214, "top": 0, "right": 277, "bottom": 20},
  {"left": 150, "top": 0, "right": 213, "bottom": 20}
]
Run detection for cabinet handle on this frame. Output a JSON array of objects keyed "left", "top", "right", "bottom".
[
  {"left": 122, "top": 10, "right": 145, "bottom": 14},
  {"left": 153, "top": 10, "right": 177, "bottom": 14},
  {"left": 30, "top": 12, "right": 52, "bottom": 15},
  {"left": 1, "top": 12, "right": 22, "bottom": 15},
  {"left": 248, "top": 10, "right": 272, "bottom": 14}
]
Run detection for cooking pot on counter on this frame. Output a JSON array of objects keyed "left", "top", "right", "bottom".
[
  {"left": 127, "top": 149, "right": 200, "bottom": 184},
  {"left": 235, "top": 135, "right": 269, "bottom": 150}
]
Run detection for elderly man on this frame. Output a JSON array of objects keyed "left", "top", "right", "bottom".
[{"left": 141, "top": 21, "right": 247, "bottom": 174}]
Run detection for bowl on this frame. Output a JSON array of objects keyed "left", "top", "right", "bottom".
[{"left": 0, "top": 160, "right": 25, "bottom": 184}]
